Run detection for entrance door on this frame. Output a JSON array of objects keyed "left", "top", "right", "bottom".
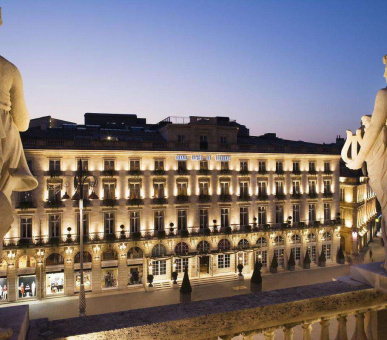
[{"left": 200, "top": 256, "right": 209, "bottom": 273}]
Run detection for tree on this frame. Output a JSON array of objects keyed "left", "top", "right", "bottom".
[
  {"left": 288, "top": 249, "right": 295, "bottom": 270},
  {"left": 251, "top": 261, "right": 263, "bottom": 285},
  {"left": 270, "top": 253, "right": 278, "bottom": 268},
  {"left": 180, "top": 266, "right": 192, "bottom": 295}
]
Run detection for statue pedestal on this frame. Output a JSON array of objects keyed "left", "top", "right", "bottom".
[
  {"left": 350, "top": 262, "right": 387, "bottom": 292},
  {"left": 0, "top": 305, "right": 29, "bottom": 340}
]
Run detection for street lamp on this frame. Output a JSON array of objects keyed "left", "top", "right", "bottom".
[{"left": 72, "top": 159, "right": 99, "bottom": 317}]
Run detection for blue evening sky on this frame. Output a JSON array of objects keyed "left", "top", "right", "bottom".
[{"left": 1, "top": 1, "right": 387, "bottom": 143}]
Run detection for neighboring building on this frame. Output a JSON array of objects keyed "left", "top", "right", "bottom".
[
  {"left": 1, "top": 114, "right": 343, "bottom": 302},
  {"left": 339, "top": 162, "right": 378, "bottom": 254}
]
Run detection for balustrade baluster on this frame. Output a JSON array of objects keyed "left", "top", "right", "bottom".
[
  {"left": 320, "top": 318, "right": 330, "bottom": 340},
  {"left": 283, "top": 325, "right": 294, "bottom": 340},
  {"left": 335, "top": 315, "right": 348, "bottom": 340},
  {"left": 242, "top": 330, "right": 257, "bottom": 340},
  {"left": 302, "top": 322, "right": 313, "bottom": 340},
  {"left": 352, "top": 312, "right": 367, "bottom": 340},
  {"left": 263, "top": 328, "right": 275, "bottom": 340}
]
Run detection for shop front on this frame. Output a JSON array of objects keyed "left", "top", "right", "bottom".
[
  {"left": 0, "top": 277, "right": 7, "bottom": 301},
  {"left": 17, "top": 255, "right": 37, "bottom": 300},
  {"left": 45, "top": 253, "right": 65, "bottom": 296},
  {"left": 74, "top": 271, "right": 92, "bottom": 292},
  {"left": 127, "top": 247, "right": 144, "bottom": 286}
]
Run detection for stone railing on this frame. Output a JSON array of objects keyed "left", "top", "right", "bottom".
[{"left": 30, "top": 280, "right": 387, "bottom": 339}]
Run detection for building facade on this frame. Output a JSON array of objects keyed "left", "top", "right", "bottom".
[
  {"left": 0, "top": 114, "right": 343, "bottom": 302},
  {"left": 339, "top": 164, "right": 378, "bottom": 254}
]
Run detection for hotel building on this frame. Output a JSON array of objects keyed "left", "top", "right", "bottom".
[{"left": 0, "top": 114, "right": 343, "bottom": 302}]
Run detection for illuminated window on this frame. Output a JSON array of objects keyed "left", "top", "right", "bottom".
[
  {"left": 154, "top": 211, "right": 164, "bottom": 231},
  {"left": 292, "top": 204, "right": 300, "bottom": 223},
  {"left": 240, "top": 207, "right": 249, "bottom": 226},
  {"left": 49, "top": 159, "right": 61, "bottom": 171},
  {"left": 218, "top": 254, "right": 230, "bottom": 268},
  {"left": 258, "top": 206, "right": 267, "bottom": 225},
  {"left": 129, "top": 182, "right": 141, "bottom": 199},
  {"left": 48, "top": 214, "right": 61, "bottom": 238},
  {"left": 199, "top": 209, "right": 209, "bottom": 229},
  {"left": 177, "top": 210, "right": 187, "bottom": 230},
  {"left": 221, "top": 208, "right": 229, "bottom": 228},
  {"left": 308, "top": 204, "right": 316, "bottom": 222},
  {"left": 130, "top": 211, "right": 140, "bottom": 233},
  {"left": 154, "top": 160, "right": 164, "bottom": 171},
  {"left": 104, "top": 159, "right": 115, "bottom": 171},
  {"left": 20, "top": 217, "right": 32, "bottom": 239},
  {"left": 104, "top": 212, "right": 115, "bottom": 235},
  {"left": 130, "top": 159, "right": 140, "bottom": 171}
]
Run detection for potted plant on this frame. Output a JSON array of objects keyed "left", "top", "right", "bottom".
[
  {"left": 337, "top": 246, "right": 345, "bottom": 264},
  {"left": 181, "top": 229, "right": 189, "bottom": 238},
  {"left": 180, "top": 266, "right": 192, "bottom": 303},
  {"left": 237, "top": 263, "right": 244, "bottom": 280},
  {"left": 66, "top": 227, "right": 72, "bottom": 243},
  {"left": 203, "top": 227, "right": 211, "bottom": 236},
  {"left": 303, "top": 249, "right": 311, "bottom": 269},
  {"left": 120, "top": 224, "right": 126, "bottom": 239},
  {"left": 288, "top": 249, "right": 296, "bottom": 271},
  {"left": 157, "top": 230, "right": 166, "bottom": 239},
  {"left": 270, "top": 253, "right": 278, "bottom": 274},
  {"left": 147, "top": 274, "right": 154, "bottom": 288},
  {"left": 213, "top": 220, "right": 218, "bottom": 233},
  {"left": 169, "top": 222, "right": 175, "bottom": 236},
  {"left": 225, "top": 226, "right": 232, "bottom": 235},
  {"left": 131, "top": 232, "right": 141, "bottom": 241},
  {"left": 318, "top": 250, "right": 326, "bottom": 267},
  {"left": 171, "top": 271, "right": 178, "bottom": 288},
  {"left": 250, "top": 261, "right": 263, "bottom": 292}
]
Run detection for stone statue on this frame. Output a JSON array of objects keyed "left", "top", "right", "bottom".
[
  {"left": 341, "top": 55, "right": 387, "bottom": 270},
  {"left": 0, "top": 8, "right": 38, "bottom": 254}
]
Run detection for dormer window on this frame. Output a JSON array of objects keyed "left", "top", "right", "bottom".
[
  {"left": 178, "top": 135, "right": 185, "bottom": 142},
  {"left": 104, "top": 159, "right": 115, "bottom": 171},
  {"left": 49, "top": 159, "right": 61, "bottom": 172},
  {"left": 220, "top": 136, "right": 227, "bottom": 144}
]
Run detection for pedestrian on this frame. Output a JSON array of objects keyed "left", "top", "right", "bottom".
[{"left": 369, "top": 248, "right": 373, "bottom": 262}]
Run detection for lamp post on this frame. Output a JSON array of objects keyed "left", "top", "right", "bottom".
[{"left": 71, "top": 159, "right": 99, "bottom": 317}]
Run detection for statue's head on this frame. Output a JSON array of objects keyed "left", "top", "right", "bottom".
[{"left": 383, "top": 55, "right": 387, "bottom": 83}]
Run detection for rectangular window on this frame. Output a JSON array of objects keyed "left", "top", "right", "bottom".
[
  {"left": 129, "top": 182, "right": 141, "bottom": 199},
  {"left": 199, "top": 209, "right": 208, "bottom": 229},
  {"left": 239, "top": 182, "right": 249, "bottom": 196},
  {"left": 309, "top": 162, "right": 316, "bottom": 172},
  {"left": 48, "top": 183, "right": 61, "bottom": 202},
  {"left": 256, "top": 250, "right": 267, "bottom": 265},
  {"left": 218, "top": 254, "right": 230, "bottom": 268},
  {"left": 309, "top": 180, "right": 316, "bottom": 194},
  {"left": 154, "top": 182, "right": 165, "bottom": 198},
  {"left": 130, "top": 159, "right": 140, "bottom": 171},
  {"left": 220, "top": 181, "right": 229, "bottom": 195},
  {"left": 200, "top": 161, "right": 208, "bottom": 170},
  {"left": 104, "top": 212, "right": 115, "bottom": 235},
  {"left": 76, "top": 213, "right": 89, "bottom": 236},
  {"left": 220, "top": 136, "right": 227, "bottom": 144},
  {"left": 308, "top": 245, "right": 317, "bottom": 262},
  {"left": 258, "top": 161, "right": 266, "bottom": 173},
  {"left": 258, "top": 206, "right": 267, "bottom": 225},
  {"left": 340, "top": 188, "right": 345, "bottom": 202},
  {"left": 221, "top": 208, "right": 229, "bottom": 228},
  {"left": 154, "top": 210, "right": 165, "bottom": 231},
  {"left": 130, "top": 211, "right": 140, "bottom": 233},
  {"left": 275, "top": 205, "right": 283, "bottom": 224},
  {"left": 220, "top": 161, "right": 229, "bottom": 170},
  {"left": 275, "top": 181, "right": 284, "bottom": 195},
  {"left": 153, "top": 260, "right": 167, "bottom": 276},
  {"left": 19, "top": 191, "right": 32, "bottom": 203},
  {"left": 322, "top": 244, "right": 331, "bottom": 260},
  {"left": 78, "top": 159, "right": 89, "bottom": 171},
  {"left": 292, "top": 180, "right": 300, "bottom": 194},
  {"left": 177, "top": 160, "right": 187, "bottom": 171},
  {"left": 49, "top": 159, "right": 61, "bottom": 171},
  {"left": 177, "top": 210, "right": 187, "bottom": 230},
  {"left": 324, "top": 203, "right": 331, "bottom": 222},
  {"left": 177, "top": 182, "right": 187, "bottom": 196},
  {"left": 274, "top": 248, "right": 285, "bottom": 266},
  {"left": 177, "top": 135, "right": 185, "bottom": 143},
  {"left": 292, "top": 162, "right": 300, "bottom": 172},
  {"left": 200, "top": 136, "right": 208, "bottom": 150},
  {"left": 240, "top": 207, "right": 249, "bottom": 226},
  {"left": 292, "top": 204, "right": 300, "bottom": 223},
  {"left": 48, "top": 214, "right": 61, "bottom": 238},
  {"left": 257, "top": 181, "right": 267, "bottom": 196},
  {"left": 199, "top": 181, "right": 209, "bottom": 195},
  {"left": 175, "top": 258, "right": 189, "bottom": 273},
  {"left": 103, "top": 182, "right": 116, "bottom": 199},
  {"left": 292, "top": 247, "right": 301, "bottom": 261},
  {"left": 240, "top": 161, "right": 248, "bottom": 171},
  {"left": 20, "top": 217, "right": 32, "bottom": 239},
  {"left": 309, "top": 204, "right": 316, "bottom": 222},
  {"left": 104, "top": 159, "right": 115, "bottom": 171},
  {"left": 275, "top": 161, "right": 283, "bottom": 173},
  {"left": 324, "top": 162, "right": 331, "bottom": 172},
  {"left": 324, "top": 180, "right": 331, "bottom": 193},
  {"left": 154, "top": 160, "right": 164, "bottom": 171}
]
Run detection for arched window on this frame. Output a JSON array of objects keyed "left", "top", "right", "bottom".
[
  {"left": 45, "top": 253, "right": 64, "bottom": 266},
  {"left": 197, "top": 241, "right": 210, "bottom": 253},
  {"left": 291, "top": 234, "right": 301, "bottom": 244},
  {"left": 218, "top": 239, "right": 231, "bottom": 251},
  {"left": 152, "top": 244, "right": 167, "bottom": 257},
  {"left": 175, "top": 242, "right": 189, "bottom": 255},
  {"left": 18, "top": 255, "right": 36, "bottom": 268},
  {"left": 274, "top": 236, "right": 284, "bottom": 246},
  {"left": 102, "top": 249, "right": 118, "bottom": 261},
  {"left": 127, "top": 247, "right": 143, "bottom": 259},
  {"left": 308, "top": 233, "right": 316, "bottom": 243},
  {"left": 323, "top": 232, "right": 332, "bottom": 241},
  {"left": 238, "top": 239, "right": 249, "bottom": 249},
  {"left": 74, "top": 252, "right": 92, "bottom": 263},
  {"left": 256, "top": 237, "right": 267, "bottom": 248}
]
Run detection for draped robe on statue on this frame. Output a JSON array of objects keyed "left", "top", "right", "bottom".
[{"left": 0, "top": 56, "right": 38, "bottom": 249}]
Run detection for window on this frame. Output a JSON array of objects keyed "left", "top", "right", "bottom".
[
  {"left": 49, "top": 159, "right": 61, "bottom": 171},
  {"left": 308, "top": 233, "right": 316, "bottom": 243},
  {"left": 199, "top": 209, "right": 209, "bottom": 229},
  {"left": 80, "top": 183, "right": 89, "bottom": 199},
  {"left": 238, "top": 239, "right": 249, "bottom": 249},
  {"left": 104, "top": 159, "right": 115, "bottom": 171},
  {"left": 221, "top": 208, "right": 229, "bottom": 228},
  {"left": 292, "top": 234, "right": 301, "bottom": 244},
  {"left": 130, "top": 211, "right": 140, "bottom": 233},
  {"left": 153, "top": 260, "right": 167, "bottom": 276},
  {"left": 76, "top": 213, "right": 89, "bottom": 236},
  {"left": 292, "top": 204, "right": 300, "bottom": 223},
  {"left": 274, "top": 248, "right": 285, "bottom": 266},
  {"left": 240, "top": 182, "right": 249, "bottom": 196},
  {"left": 308, "top": 204, "right": 316, "bottom": 222},
  {"left": 48, "top": 183, "right": 61, "bottom": 202},
  {"left": 292, "top": 180, "right": 300, "bottom": 194},
  {"left": 20, "top": 217, "right": 32, "bottom": 239},
  {"left": 130, "top": 159, "right": 141, "bottom": 171},
  {"left": 322, "top": 244, "right": 331, "bottom": 260},
  {"left": 49, "top": 214, "right": 61, "bottom": 238},
  {"left": 129, "top": 182, "right": 141, "bottom": 199},
  {"left": 275, "top": 161, "right": 283, "bottom": 173},
  {"left": 220, "top": 136, "right": 227, "bottom": 144},
  {"left": 323, "top": 231, "right": 332, "bottom": 241},
  {"left": 154, "top": 182, "right": 165, "bottom": 198},
  {"left": 177, "top": 210, "right": 187, "bottom": 230},
  {"left": 274, "top": 236, "right": 284, "bottom": 246},
  {"left": 175, "top": 242, "right": 189, "bottom": 255},
  {"left": 103, "top": 182, "right": 116, "bottom": 199},
  {"left": 200, "top": 161, "right": 208, "bottom": 170},
  {"left": 275, "top": 181, "right": 284, "bottom": 195},
  {"left": 308, "top": 245, "right": 317, "bottom": 262},
  {"left": 218, "top": 239, "right": 231, "bottom": 251},
  {"left": 200, "top": 135, "right": 208, "bottom": 150},
  {"left": 177, "top": 161, "right": 187, "bottom": 171},
  {"left": 324, "top": 162, "right": 331, "bottom": 172},
  {"left": 154, "top": 211, "right": 164, "bottom": 231},
  {"left": 152, "top": 244, "right": 167, "bottom": 257},
  {"left": 256, "top": 237, "right": 268, "bottom": 248},
  {"left": 154, "top": 160, "right": 164, "bottom": 171},
  {"left": 240, "top": 161, "right": 248, "bottom": 171},
  {"left": 78, "top": 159, "right": 89, "bottom": 171},
  {"left": 256, "top": 250, "right": 267, "bottom": 265},
  {"left": 175, "top": 258, "right": 188, "bottom": 273},
  {"left": 220, "top": 181, "right": 230, "bottom": 195},
  {"left": 177, "top": 182, "right": 187, "bottom": 196},
  {"left": 218, "top": 254, "right": 230, "bottom": 268},
  {"left": 199, "top": 181, "right": 209, "bottom": 195},
  {"left": 19, "top": 191, "right": 32, "bottom": 203},
  {"left": 258, "top": 206, "right": 267, "bottom": 225},
  {"left": 258, "top": 161, "right": 266, "bottom": 173},
  {"left": 240, "top": 207, "right": 249, "bottom": 226},
  {"left": 257, "top": 181, "right": 267, "bottom": 196},
  {"left": 177, "top": 135, "right": 185, "bottom": 143},
  {"left": 308, "top": 180, "right": 316, "bottom": 194},
  {"left": 309, "top": 162, "right": 316, "bottom": 172},
  {"left": 292, "top": 246, "right": 301, "bottom": 261},
  {"left": 220, "top": 161, "right": 229, "bottom": 171},
  {"left": 324, "top": 203, "right": 331, "bottom": 221},
  {"left": 275, "top": 205, "right": 284, "bottom": 223},
  {"left": 197, "top": 241, "right": 210, "bottom": 253},
  {"left": 104, "top": 212, "right": 115, "bottom": 235},
  {"left": 292, "top": 162, "right": 300, "bottom": 172},
  {"left": 324, "top": 180, "right": 331, "bottom": 193},
  {"left": 340, "top": 188, "right": 345, "bottom": 202}
]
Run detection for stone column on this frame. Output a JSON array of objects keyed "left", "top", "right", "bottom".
[
  {"left": 353, "top": 312, "right": 367, "bottom": 340},
  {"left": 92, "top": 256, "right": 101, "bottom": 294},
  {"left": 302, "top": 322, "right": 312, "bottom": 340},
  {"left": 320, "top": 318, "right": 330, "bottom": 340},
  {"left": 335, "top": 315, "right": 348, "bottom": 340},
  {"left": 7, "top": 265, "right": 17, "bottom": 302},
  {"left": 64, "top": 250, "right": 75, "bottom": 296},
  {"left": 36, "top": 264, "right": 44, "bottom": 299},
  {"left": 263, "top": 328, "right": 275, "bottom": 340},
  {"left": 283, "top": 325, "right": 294, "bottom": 340},
  {"left": 117, "top": 254, "right": 127, "bottom": 290}
]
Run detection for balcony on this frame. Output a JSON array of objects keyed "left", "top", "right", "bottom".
[
  {"left": 176, "top": 168, "right": 189, "bottom": 175},
  {"left": 238, "top": 194, "right": 251, "bottom": 202},
  {"left": 198, "top": 194, "right": 211, "bottom": 203},
  {"left": 175, "top": 195, "right": 189, "bottom": 204},
  {"left": 152, "top": 197, "right": 167, "bottom": 205},
  {"left": 275, "top": 169, "right": 284, "bottom": 175},
  {"left": 324, "top": 169, "right": 333, "bottom": 175},
  {"left": 323, "top": 191, "right": 333, "bottom": 198},
  {"left": 291, "top": 193, "right": 302, "bottom": 200},
  {"left": 198, "top": 169, "right": 210, "bottom": 175},
  {"left": 292, "top": 169, "right": 301, "bottom": 175},
  {"left": 257, "top": 169, "right": 267, "bottom": 175},
  {"left": 219, "top": 169, "right": 231, "bottom": 175},
  {"left": 152, "top": 169, "right": 166, "bottom": 176},
  {"left": 16, "top": 201, "right": 35, "bottom": 210},
  {"left": 256, "top": 194, "right": 269, "bottom": 201},
  {"left": 102, "top": 198, "right": 118, "bottom": 207},
  {"left": 101, "top": 169, "right": 119, "bottom": 177},
  {"left": 127, "top": 169, "right": 143, "bottom": 176},
  {"left": 239, "top": 169, "right": 250, "bottom": 176},
  {"left": 308, "top": 169, "right": 317, "bottom": 175},
  {"left": 45, "top": 199, "right": 64, "bottom": 209},
  {"left": 275, "top": 193, "right": 286, "bottom": 201},
  {"left": 126, "top": 198, "right": 144, "bottom": 206},
  {"left": 218, "top": 194, "right": 232, "bottom": 202},
  {"left": 72, "top": 199, "right": 92, "bottom": 208},
  {"left": 44, "top": 170, "right": 63, "bottom": 178},
  {"left": 308, "top": 192, "right": 318, "bottom": 199}
]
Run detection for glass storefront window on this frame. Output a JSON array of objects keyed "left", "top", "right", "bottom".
[
  {"left": 128, "top": 266, "right": 143, "bottom": 286},
  {"left": 101, "top": 268, "right": 118, "bottom": 289},
  {"left": 74, "top": 271, "right": 92, "bottom": 292},
  {"left": 46, "top": 272, "right": 64, "bottom": 295},
  {"left": 18, "top": 275, "right": 37, "bottom": 299},
  {"left": 0, "top": 278, "right": 8, "bottom": 301}
]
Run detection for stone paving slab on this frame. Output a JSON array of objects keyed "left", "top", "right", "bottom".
[{"left": 0, "top": 305, "right": 29, "bottom": 340}]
